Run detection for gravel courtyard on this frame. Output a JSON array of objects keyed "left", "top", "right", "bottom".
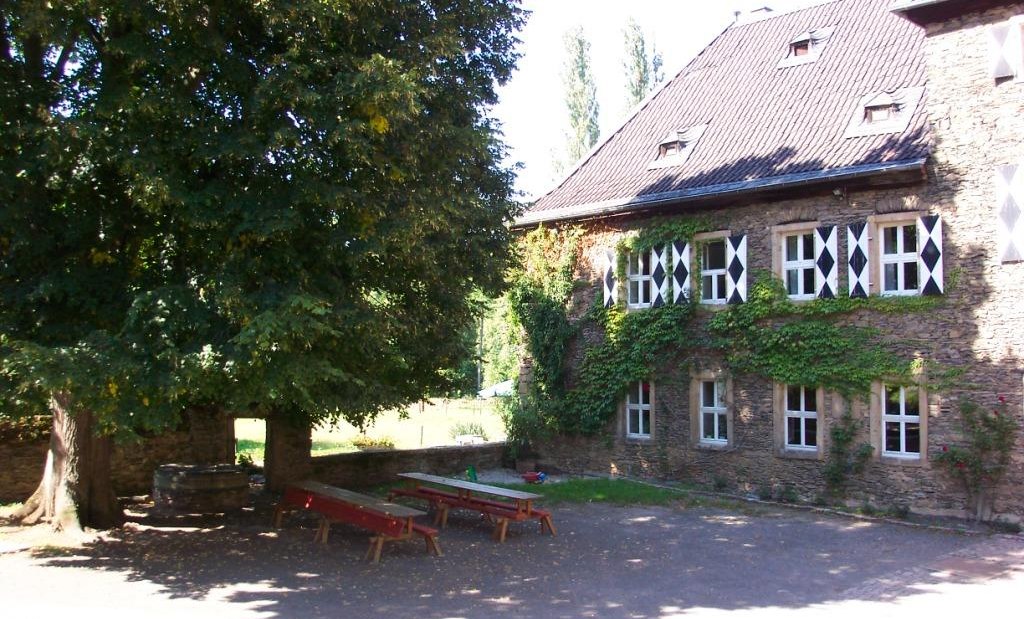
[{"left": 2, "top": 492, "right": 1022, "bottom": 618}]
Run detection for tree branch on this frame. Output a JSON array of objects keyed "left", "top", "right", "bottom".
[
  {"left": 50, "top": 34, "right": 79, "bottom": 82},
  {"left": 0, "top": 14, "right": 12, "bottom": 63}
]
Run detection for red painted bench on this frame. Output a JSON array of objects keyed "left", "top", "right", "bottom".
[{"left": 274, "top": 480, "right": 441, "bottom": 562}]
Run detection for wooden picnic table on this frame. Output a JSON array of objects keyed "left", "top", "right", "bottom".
[
  {"left": 274, "top": 480, "right": 441, "bottom": 562},
  {"left": 391, "top": 472, "right": 556, "bottom": 542}
]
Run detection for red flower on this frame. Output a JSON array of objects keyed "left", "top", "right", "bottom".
[
  {"left": 941, "top": 445, "right": 948, "bottom": 452},
  {"left": 998, "top": 395, "right": 1006, "bottom": 403},
  {"left": 956, "top": 462, "right": 966, "bottom": 469}
]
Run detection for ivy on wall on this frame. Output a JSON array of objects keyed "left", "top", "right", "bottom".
[{"left": 507, "top": 220, "right": 942, "bottom": 451}]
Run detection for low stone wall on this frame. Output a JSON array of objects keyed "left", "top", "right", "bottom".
[{"left": 310, "top": 443, "right": 506, "bottom": 488}]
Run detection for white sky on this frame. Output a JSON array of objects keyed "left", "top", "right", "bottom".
[{"left": 493, "top": 0, "right": 822, "bottom": 200}]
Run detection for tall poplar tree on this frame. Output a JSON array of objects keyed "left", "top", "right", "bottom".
[
  {"left": 0, "top": 0, "right": 524, "bottom": 531},
  {"left": 623, "top": 18, "right": 664, "bottom": 110},
  {"left": 560, "top": 26, "right": 600, "bottom": 170}
]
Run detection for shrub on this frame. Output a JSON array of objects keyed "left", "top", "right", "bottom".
[
  {"left": 352, "top": 435, "right": 395, "bottom": 450},
  {"left": 449, "top": 421, "right": 489, "bottom": 441}
]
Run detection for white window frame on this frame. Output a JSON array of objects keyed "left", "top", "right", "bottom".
[
  {"left": 879, "top": 222, "right": 919, "bottom": 297},
  {"left": 625, "top": 380, "right": 653, "bottom": 439},
  {"left": 881, "top": 384, "right": 921, "bottom": 458},
  {"left": 784, "top": 385, "right": 819, "bottom": 451},
  {"left": 699, "top": 379, "right": 728, "bottom": 445},
  {"left": 700, "top": 238, "right": 728, "bottom": 305},
  {"left": 626, "top": 251, "right": 654, "bottom": 309},
  {"left": 782, "top": 231, "right": 816, "bottom": 300}
]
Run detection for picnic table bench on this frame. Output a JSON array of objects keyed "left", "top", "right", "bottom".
[
  {"left": 274, "top": 480, "right": 441, "bottom": 562},
  {"left": 389, "top": 472, "right": 556, "bottom": 543}
]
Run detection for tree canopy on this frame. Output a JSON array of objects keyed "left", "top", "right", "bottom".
[
  {"left": 0, "top": 0, "right": 526, "bottom": 435},
  {"left": 560, "top": 25, "right": 599, "bottom": 170}
]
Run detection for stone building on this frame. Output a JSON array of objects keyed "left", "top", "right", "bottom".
[{"left": 514, "top": 0, "right": 1024, "bottom": 521}]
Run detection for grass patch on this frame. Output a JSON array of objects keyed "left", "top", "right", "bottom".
[
  {"left": 235, "top": 438, "right": 355, "bottom": 466},
  {"left": 500, "top": 478, "right": 686, "bottom": 505}
]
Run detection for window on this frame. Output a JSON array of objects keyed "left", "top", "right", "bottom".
[
  {"left": 989, "top": 17, "right": 1024, "bottom": 81},
  {"left": 880, "top": 223, "right": 918, "bottom": 296},
  {"left": 701, "top": 239, "right": 728, "bottom": 304},
  {"left": 864, "top": 102, "right": 898, "bottom": 123},
  {"left": 648, "top": 124, "right": 708, "bottom": 170},
  {"left": 784, "top": 385, "right": 818, "bottom": 451},
  {"left": 626, "top": 251, "right": 654, "bottom": 308},
  {"left": 777, "top": 26, "right": 835, "bottom": 68},
  {"left": 699, "top": 379, "right": 727, "bottom": 444},
  {"left": 625, "top": 381, "right": 652, "bottom": 439},
  {"left": 843, "top": 87, "right": 924, "bottom": 139},
  {"left": 790, "top": 39, "right": 811, "bottom": 57},
  {"left": 882, "top": 384, "right": 920, "bottom": 458},
  {"left": 783, "top": 232, "right": 816, "bottom": 299}
]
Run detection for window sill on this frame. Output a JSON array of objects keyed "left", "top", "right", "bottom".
[
  {"left": 625, "top": 435, "right": 653, "bottom": 444},
  {"left": 880, "top": 453, "right": 926, "bottom": 467},
  {"left": 776, "top": 448, "right": 820, "bottom": 460},
  {"left": 695, "top": 441, "right": 730, "bottom": 451}
]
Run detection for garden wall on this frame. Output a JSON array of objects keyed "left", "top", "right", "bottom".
[{"left": 310, "top": 443, "right": 506, "bottom": 488}]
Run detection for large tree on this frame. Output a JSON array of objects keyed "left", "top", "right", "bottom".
[
  {"left": 622, "top": 18, "right": 663, "bottom": 110},
  {"left": 0, "top": 0, "right": 525, "bottom": 532},
  {"left": 560, "top": 26, "right": 599, "bottom": 170}
]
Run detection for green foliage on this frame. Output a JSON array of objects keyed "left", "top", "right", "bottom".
[
  {"left": 622, "top": 18, "right": 664, "bottom": 109},
  {"left": 561, "top": 26, "right": 600, "bottom": 168},
  {"left": 0, "top": 2, "right": 526, "bottom": 439},
  {"left": 497, "top": 392, "right": 551, "bottom": 458},
  {"left": 480, "top": 295, "right": 521, "bottom": 386},
  {"left": 824, "top": 409, "right": 874, "bottom": 495},
  {"left": 935, "top": 398, "right": 1019, "bottom": 519},
  {"left": 450, "top": 421, "right": 489, "bottom": 441},
  {"left": 352, "top": 435, "right": 396, "bottom": 450},
  {"left": 0, "top": 416, "right": 50, "bottom": 442},
  {"left": 709, "top": 275, "right": 915, "bottom": 396}
]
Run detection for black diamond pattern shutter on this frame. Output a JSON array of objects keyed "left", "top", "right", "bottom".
[
  {"left": 672, "top": 240, "right": 691, "bottom": 303},
  {"left": 997, "top": 164, "right": 1023, "bottom": 263},
  {"left": 989, "top": 22, "right": 1019, "bottom": 80},
  {"left": 652, "top": 245, "right": 669, "bottom": 307},
  {"left": 847, "top": 222, "right": 870, "bottom": 298},
  {"left": 917, "top": 215, "right": 943, "bottom": 296},
  {"left": 814, "top": 225, "right": 838, "bottom": 299},
  {"left": 726, "top": 234, "right": 747, "bottom": 304},
  {"left": 603, "top": 250, "right": 617, "bottom": 308}
]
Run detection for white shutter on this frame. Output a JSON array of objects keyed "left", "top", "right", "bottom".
[
  {"left": 847, "top": 222, "right": 870, "bottom": 298},
  {"left": 814, "top": 225, "right": 838, "bottom": 299},
  {"left": 917, "top": 215, "right": 944, "bottom": 296},
  {"left": 726, "top": 234, "right": 747, "bottom": 304},
  {"left": 651, "top": 245, "right": 669, "bottom": 307},
  {"left": 989, "top": 21, "right": 1023, "bottom": 80},
  {"left": 602, "top": 250, "right": 617, "bottom": 308},
  {"left": 671, "top": 240, "right": 691, "bottom": 303},
  {"left": 997, "top": 164, "right": 1024, "bottom": 263}
]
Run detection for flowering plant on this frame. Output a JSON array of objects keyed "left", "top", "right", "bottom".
[{"left": 935, "top": 397, "right": 1018, "bottom": 520}]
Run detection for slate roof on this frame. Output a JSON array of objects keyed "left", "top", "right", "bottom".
[{"left": 519, "top": 0, "right": 930, "bottom": 226}]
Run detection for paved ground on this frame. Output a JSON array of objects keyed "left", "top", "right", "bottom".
[{"left": 1, "top": 493, "right": 1022, "bottom": 618}]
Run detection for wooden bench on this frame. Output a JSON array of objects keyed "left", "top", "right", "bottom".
[
  {"left": 274, "top": 480, "right": 441, "bottom": 562},
  {"left": 392, "top": 472, "right": 556, "bottom": 543}
]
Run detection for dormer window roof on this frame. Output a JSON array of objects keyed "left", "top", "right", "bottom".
[
  {"left": 777, "top": 26, "right": 836, "bottom": 68},
  {"left": 647, "top": 124, "right": 708, "bottom": 170},
  {"left": 843, "top": 87, "right": 924, "bottom": 138}
]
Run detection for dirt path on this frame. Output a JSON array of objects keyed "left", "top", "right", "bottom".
[{"left": 1, "top": 499, "right": 1021, "bottom": 618}]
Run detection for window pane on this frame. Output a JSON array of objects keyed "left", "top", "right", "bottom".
[
  {"left": 716, "top": 274, "right": 726, "bottom": 299},
  {"left": 640, "top": 280, "right": 650, "bottom": 304},
  {"left": 702, "top": 412, "right": 715, "bottom": 438},
  {"left": 715, "top": 380, "right": 726, "bottom": 407},
  {"left": 802, "top": 267, "right": 815, "bottom": 295},
  {"left": 883, "top": 227, "right": 899, "bottom": 254},
  {"left": 805, "top": 388, "right": 817, "bottom": 412},
  {"left": 904, "top": 388, "right": 919, "bottom": 416},
  {"left": 786, "top": 417, "right": 802, "bottom": 446},
  {"left": 802, "top": 233, "right": 814, "bottom": 259},
  {"left": 641, "top": 381, "right": 650, "bottom": 405},
  {"left": 786, "top": 385, "right": 801, "bottom": 411},
  {"left": 705, "top": 240, "right": 726, "bottom": 269},
  {"left": 884, "top": 263, "right": 898, "bottom": 291},
  {"left": 717, "top": 413, "right": 728, "bottom": 440},
  {"left": 629, "top": 409, "right": 640, "bottom": 434},
  {"left": 702, "top": 381, "right": 715, "bottom": 408},
  {"left": 905, "top": 423, "right": 920, "bottom": 453},
  {"left": 903, "top": 262, "right": 918, "bottom": 291},
  {"left": 885, "top": 422, "right": 902, "bottom": 452},
  {"left": 785, "top": 235, "right": 798, "bottom": 261},
  {"left": 786, "top": 270, "right": 799, "bottom": 295},
  {"left": 702, "top": 275, "right": 713, "bottom": 300},
  {"left": 805, "top": 418, "right": 818, "bottom": 446},
  {"left": 629, "top": 281, "right": 639, "bottom": 303},
  {"left": 903, "top": 225, "right": 917, "bottom": 252},
  {"left": 885, "top": 386, "right": 902, "bottom": 415}
]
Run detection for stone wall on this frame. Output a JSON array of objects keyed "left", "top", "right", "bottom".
[
  {"left": 527, "top": 165, "right": 1024, "bottom": 521},
  {"left": 310, "top": 443, "right": 505, "bottom": 488},
  {"left": 0, "top": 408, "right": 235, "bottom": 502}
]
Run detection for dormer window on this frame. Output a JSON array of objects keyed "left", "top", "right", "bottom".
[
  {"left": 778, "top": 26, "right": 835, "bottom": 68},
  {"left": 844, "top": 87, "right": 924, "bottom": 138},
  {"left": 648, "top": 124, "right": 708, "bottom": 170}
]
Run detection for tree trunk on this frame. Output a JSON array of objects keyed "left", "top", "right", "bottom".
[
  {"left": 13, "top": 392, "right": 121, "bottom": 532},
  {"left": 264, "top": 409, "right": 312, "bottom": 492}
]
